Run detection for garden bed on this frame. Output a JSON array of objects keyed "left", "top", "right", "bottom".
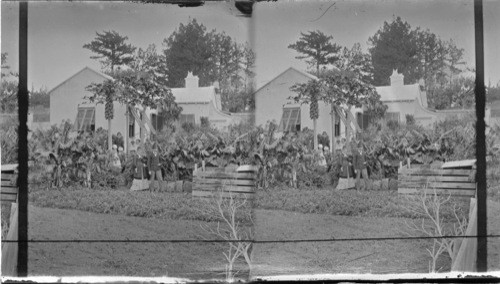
[
  {"left": 254, "top": 186, "right": 470, "bottom": 221},
  {"left": 28, "top": 186, "right": 251, "bottom": 224}
]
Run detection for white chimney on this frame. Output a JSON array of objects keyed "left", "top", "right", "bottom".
[
  {"left": 185, "top": 71, "right": 199, "bottom": 88},
  {"left": 390, "top": 69, "right": 404, "bottom": 86}
]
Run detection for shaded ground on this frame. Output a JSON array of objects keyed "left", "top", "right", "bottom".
[
  {"left": 487, "top": 200, "right": 500, "bottom": 271},
  {"left": 19, "top": 197, "right": 500, "bottom": 279},
  {"left": 251, "top": 209, "right": 435, "bottom": 276},
  {"left": 251, "top": 199, "right": 500, "bottom": 277},
  {"left": 28, "top": 205, "right": 248, "bottom": 279}
]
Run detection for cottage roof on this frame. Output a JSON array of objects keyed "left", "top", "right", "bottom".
[
  {"left": 170, "top": 86, "right": 217, "bottom": 104},
  {"left": 48, "top": 66, "right": 113, "bottom": 94},
  {"left": 375, "top": 83, "right": 424, "bottom": 102},
  {"left": 254, "top": 67, "right": 318, "bottom": 95}
]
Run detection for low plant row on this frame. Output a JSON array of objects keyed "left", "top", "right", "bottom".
[
  {"left": 254, "top": 187, "right": 469, "bottom": 221},
  {"left": 28, "top": 187, "right": 252, "bottom": 224},
  {"left": 28, "top": 185, "right": 469, "bottom": 222},
  {"left": 3, "top": 115, "right": 500, "bottom": 191}
]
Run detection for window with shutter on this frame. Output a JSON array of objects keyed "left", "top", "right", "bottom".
[
  {"left": 386, "top": 112, "right": 400, "bottom": 123},
  {"left": 279, "top": 108, "right": 301, "bottom": 132},
  {"left": 179, "top": 114, "right": 195, "bottom": 124},
  {"left": 75, "top": 107, "right": 95, "bottom": 132}
]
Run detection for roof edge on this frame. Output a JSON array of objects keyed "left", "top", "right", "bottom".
[
  {"left": 254, "top": 67, "right": 318, "bottom": 96},
  {"left": 48, "top": 66, "right": 113, "bottom": 95}
]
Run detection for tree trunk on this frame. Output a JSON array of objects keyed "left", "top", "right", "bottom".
[
  {"left": 125, "top": 105, "right": 129, "bottom": 154},
  {"left": 108, "top": 119, "right": 112, "bottom": 150},
  {"left": 331, "top": 104, "right": 336, "bottom": 153},
  {"left": 313, "top": 118, "right": 318, "bottom": 151},
  {"left": 346, "top": 106, "right": 351, "bottom": 152}
]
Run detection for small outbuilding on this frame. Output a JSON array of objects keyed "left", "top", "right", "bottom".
[{"left": 49, "top": 67, "right": 250, "bottom": 151}]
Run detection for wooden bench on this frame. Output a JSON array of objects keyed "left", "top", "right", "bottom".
[
  {"left": 1, "top": 164, "right": 19, "bottom": 276},
  {"left": 398, "top": 166, "right": 476, "bottom": 197},
  {"left": 192, "top": 165, "right": 258, "bottom": 199},
  {"left": 2, "top": 165, "right": 19, "bottom": 204}
]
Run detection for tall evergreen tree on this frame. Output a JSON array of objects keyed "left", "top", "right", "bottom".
[
  {"left": 83, "top": 30, "right": 137, "bottom": 73},
  {"left": 83, "top": 30, "right": 136, "bottom": 149},
  {"left": 368, "top": 16, "right": 421, "bottom": 86},
  {"left": 163, "top": 19, "right": 213, "bottom": 88},
  {"left": 337, "top": 43, "right": 374, "bottom": 83},
  {"left": 288, "top": 30, "right": 342, "bottom": 149},
  {"left": 162, "top": 19, "right": 255, "bottom": 112},
  {"left": 288, "top": 30, "right": 342, "bottom": 75}
]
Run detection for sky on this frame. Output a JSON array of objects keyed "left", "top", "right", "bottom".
[
  {"left": 254, "top": 0, "right": 500, "bottom": 89},
  {"left": 1, "top": 1, "right": 251, "bottom": 91},
  {"left": 1, "top": 0, "right": 499, "bottom": 91}
]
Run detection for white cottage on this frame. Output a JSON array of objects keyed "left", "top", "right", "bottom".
[
  {"left": 254, "top": 67, "right": 481, "bottom": 149},
  {"left": 146, "top": 72, "right": 249, "bottom": 131},
  {"left": 377, "top": 70, "right": 480, "bottom": 128},
  {"left": 254, "top": 67, "right": 360, "bottom": 141},
  {"left": 49, "top": 67, "right": 128, "bottom": 136},
  {"left": 49, "top": 67, "right": 250, "bottom": 151}
]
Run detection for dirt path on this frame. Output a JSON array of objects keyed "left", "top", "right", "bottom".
[
  {"left": 251, "top": 209, "right": 434, "bottom": 276},
  {"left": 251, "top": 202, "right": 500, "bottom": 277},
  {"left": 28, "top": 205, "right": 247, "bottom": 279},
  {"left": 487, "top": 200, "right": 500, "bottom": 271},
  {"left": 24, "top": 200, "right": 500, "bottom": 278}
]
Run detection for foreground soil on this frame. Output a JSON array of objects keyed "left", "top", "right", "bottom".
[
  {"left": 251, "top": 209, "right": 435, "bottom": 276},
  {"left": 24, "top": 199, "right": 500, "bottom": 279},
  {"left": 28, "top": 205, "right": 248, "bottom": 279},
  {"left": 251, "top": 199, "right": 500, "bottom": 277}
]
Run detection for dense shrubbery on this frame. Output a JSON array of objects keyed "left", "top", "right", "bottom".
[
  {"left": 0, "top": 117, "right": 18, "bottom": 164},
  {"left": 29, "top": 187, "right": 252, "bottom": 224},
  {"left": 27, "top": 184, "right": 468, "bottom": 222},
  {"left": 359, "top": 115, "right": 479, "bottom": 179},
  {"left": 255, "top": 187, "right": 469, "bottom": 221},
  {"left": 27, "top": 121, "right": 131, "bottom": 189},
  {"left": 4, "top": 113, "right": 500, "bottom": 194}
]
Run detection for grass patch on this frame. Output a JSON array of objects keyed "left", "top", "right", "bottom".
[
  {"left": 29, "top": 187, "right": 252, "bottom": 224},
  {"left": 254, "top": 187, "right": 470, "bottom": 220},
  {"left": 29, "top": 185, "right": 469, "bottom": 223}
]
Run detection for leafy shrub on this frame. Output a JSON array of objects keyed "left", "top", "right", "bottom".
[
  {"left": 181, "top": 122, "right": 195, "bottom": 132},
  {"left": 387, "top": 119, "right": 400, "bottom": 130},
  {"left": 29, "top": 188, "right": 252, "bottom": 224},
  {"left": 255, "top": 187, "right": 469, "bottom": 220},
  {"left": 406, "top": 114, "right": 415, "bottom": 125},
  {"left": 297, "top": 165, "right": 330, "bottom": 188},
  {"left": 29, "top": 121, "right": 110, "bottom": 188},
  {"left": 92, "top": 171, "right": 122, "bottom": 190},
  {"left": 317, "top": 132, "right": 330, "bottom": 148},
  {"left": 0, "top": 117, "right": 18, "bottom": 164},
  {"left": 200, "top": 116, "right": 210, "bottom": 128},
  {"left": 359, "top": 115, "right": 478, "bottom": 179}
]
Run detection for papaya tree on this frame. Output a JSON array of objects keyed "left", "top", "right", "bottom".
[
  {"left": 86, "top": 68, "right": 182, "bottom": 147},
  {"left": 83, "top": 31, "right": 136, "bottom": 149},
  {"left": 289, "top": 79, "right": 324, "bottom": 150},
  {"left": 317, "top": 67, "right": 384, "bottom": 153}
]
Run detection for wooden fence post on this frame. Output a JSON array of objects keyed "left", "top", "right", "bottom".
[
  {"left": 1, "top": 203, "right": 19, "bottom": 276},
  {"left": 451, "top": 198, "right": 478, "bottom": 272}
]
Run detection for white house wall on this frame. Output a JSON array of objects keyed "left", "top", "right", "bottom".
[
  {"left": 50, "top": 68, "right": 128, "bottom": 146},
  {"left": 255, "top": 68, "right": 314, "bottom": 127},
  {"left": 255, "top": 68, "right": 361, "bottom": 140},
  {"left": 383, "top": 100, "right": 417, "bottom": 124},
  {"left": 208, "top": 101, "right": 248, "bottom": 129}
]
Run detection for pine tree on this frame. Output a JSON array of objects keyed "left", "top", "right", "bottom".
[
  {"left": 83, "top": 31, "right": 136, "bottom": 149},
  {"left": 83, "top": 30, "right": 136, "bottom": 72},
  {"left": 288, "top": 30, "right": 342, "bottom": 75}
]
